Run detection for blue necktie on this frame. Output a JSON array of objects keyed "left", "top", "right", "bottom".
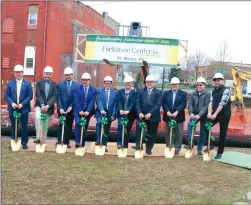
[
  {"left": 105, "top": 90, "right": 109, "bottom": 110},
  {"left": 67, "top": 82, "right": 71, "bottom": 95},
  {"left": 84, "top": 87, "right": 87, "bottom": 109},
  {"left": 172, "top": 91, "right": 177, "bottom": 107}
]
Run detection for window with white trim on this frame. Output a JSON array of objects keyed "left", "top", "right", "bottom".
[
  {"left": 28, "top": 5, "right": 38, "bottom": 25},
  {"left": 24, "top": 46, "right": 36, "bottom": 75}
]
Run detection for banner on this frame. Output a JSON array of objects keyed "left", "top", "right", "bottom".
[{"left": 84, "top": 35, "right": 179, "bottom": 67}]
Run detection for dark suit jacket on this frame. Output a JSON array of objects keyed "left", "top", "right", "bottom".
[
  {"left": 35, "top": 79, "right": 57, "bottom": 115},
  {"left": 162, "top": 89, "right": 187, "bottom": 123},
  {"left": 136, "top": 87, "right": 162, "bottom": 123},
  {"left": 73, "top": 85, "right": 97, "bottom": 117},
  {"left": 96, "top": 88, "right": 117, "bottom": 118},
  {"left": 4, "top": 79, "right": 33, "bottom": 114},
  {"left": 57, "top": 81, "right": 79, "bottom": 111},
  {"left": 117, "top": 88, "right": 136, "bottom": 118}
]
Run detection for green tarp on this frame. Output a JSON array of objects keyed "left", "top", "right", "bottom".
[{"left": 213, "top": 151, "right": 251, "bottom": 169}]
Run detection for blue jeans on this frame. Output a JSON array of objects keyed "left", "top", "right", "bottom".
[{"left": 187, "top": 119, "right": 206, "bottom": 151}]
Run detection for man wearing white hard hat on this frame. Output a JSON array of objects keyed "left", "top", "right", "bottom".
[
  {"left": 184, "top": 77, "right": 211, "bottom": 155},
  {"left": 206, "top": 72, "right": 231, "bottom": 159},
  {"left": 135, "top": 74, "right": 162, "bottom": 155},
  {"left": 56, "top": 67, "right": 79, "bottom": 148},
  {"left": 117, "top": 75, "right": 137, "bottom": 149},
  {"left": 73, "top": 72, "right": 97, "bottom": 149},
  {"left": 34, "top": 66, "right": 57, "bottom": 144},
  {"left": 95, "top": 76, "right": 117, "bottom": 152},
  {"left": 162, "top": 76, "right": 187, "bottom": 155},
  {"left": 4, "top": 64, "right": 33, "bottom": 149}
]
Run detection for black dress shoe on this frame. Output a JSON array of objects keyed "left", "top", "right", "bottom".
[
  {"left": 117, "top": 145, "right": 121, "bottom": 149},
  {"left": 67, "top": 144, "right": 71, "bottom": 148},
  {"left": 175, "top": 150, "right": 180, "bottom": 155},
  {"left": 184, "top": 144, "right": 193, "bottom": 149},
  {"left": 214, "top": 153, "right": 222, "bottom": 159},
  {"left": 146, "top": 150, "right": 152, "bottom": 155},
  {"left": 105, "top": 148, "right": 108, "bottom": 152},
  {"left": 197, "top": 150, "right": 203, "bottom": 155},
  {"left": 23, "top": 144, "right": 28, "bottom": 149},
  {"left": 9, "top": 145, "right": 12, "bottom": 150},
  {"left": 203, "top": 147, "right": 214, "bottom": 152},
  {"left": 34, "top": 139, "right": 40, "bottom": 144},
  {"left": 75, "top": 144, "right": 81, "bottom": 148},
  {"left": 132, "top": 145, "right": 137, "bottom": 149},
  {"left": 95, "top": 142, "right": 100, "bottom": 146},
  {"left": 55, "top": 141, "right": 60, "bottom": 146}
]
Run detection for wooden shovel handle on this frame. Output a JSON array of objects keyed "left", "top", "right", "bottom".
[{"left": 15, "top": 118, "right": 18, "bottom": 140}]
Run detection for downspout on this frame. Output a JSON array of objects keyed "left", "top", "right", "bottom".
[{"left": 42, "top": 1, "right": 48, "bottom": 72}]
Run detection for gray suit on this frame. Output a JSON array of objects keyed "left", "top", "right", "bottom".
[{"left": 35, "top": 79, "right": 57, "bottom": 141}]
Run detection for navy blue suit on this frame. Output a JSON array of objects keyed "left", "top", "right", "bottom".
[
  {"left": 74, "top": 85, "right": 97, "bottom": 146},
  {"left": 95, "top": 88, "right": 117, "bottom": 145},
  {"left": 4, "top": 79, "right": 33, "bottom": 145},
  {"left": 135, "top": 87, "right": 162, "bottom": 152},
  {"left": 117, "top": 89, "right": 137, "bottom": 148},
  {"left": 56, "top": 81, "right": 79, "bottom": 144},
  {"left": 162, "top": 89, "right": 187, "bottom": 123}
]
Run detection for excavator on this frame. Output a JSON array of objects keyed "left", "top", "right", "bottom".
[{"left": 231, "top": 67, "right": 251, "bottom": 109}]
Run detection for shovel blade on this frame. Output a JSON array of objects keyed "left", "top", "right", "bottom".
[
  {"left": 164, "top": 147, "right": 175, "bottom": 158},
  {"left": 56, "top": 144, "right": 67, "bottom": 154},
  {"left": 135, "top": 150, "right": 144, "bottom": 159},
  {"left": 95, "top": 145, "right": 106, "bottom": 156},
  {"left": 185, "top": 149, "right": 196, "bottom": 159},
  {"left": 117, "top": 148, "right": 128, "bottom": 158},
  {"left": 203, "top": 152, "right": 213, "bottom": 161},
  {"left": 11, "top": 139, "right": 21, "bottom": 151},
  {"left": 35, "top": 143, "right": 46, "bottom": 153},
  {"left": 75, "top": 147, "right": 86, "bottom": 156}
]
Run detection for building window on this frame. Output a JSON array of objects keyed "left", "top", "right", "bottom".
[
  {"left": 24, "top": 46, "right": 36, "bottom": 75},
  {"left": 2, "top": 57, "right": 10, "bottom": 69},
  {"left": 3, "top": 18, "right": 14, "bottom": 33},
  {"left": 27, "top": 5, "right": 38, "bottom": 29}
]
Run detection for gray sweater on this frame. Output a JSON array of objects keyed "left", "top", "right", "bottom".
[{"left": 188, "top": 90, "right": 211, "bottom": 118}]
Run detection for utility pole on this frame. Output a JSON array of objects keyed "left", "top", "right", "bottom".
[{"left": 162, "top": 67, "right": 166, "bottom": 91}]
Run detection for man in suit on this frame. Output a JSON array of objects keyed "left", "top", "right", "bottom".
[
  {"left": 184, "top": 77, "right": 211, "bottom": 155},
  {"left": 95, "top": 76, "right": 117, "bottom": 152},
  {"left": 4, "top": 64, "right": 33, "bottom": 149},
  {"left": 117, "top": 75, "right": 137, "bottom": 149},
  {"left": 162, "top": 77, "right": 187, "bottom": 155},
  {"left": 135, "top": 75, "right": 162, "bottom": 155},
  {"left": 34, "top": 66, "right": 57, "bottom": 144},
  {"left": 74, "top": 72, "right": 97, "bottom": 148},
  {"left": 56, "top": 67, "right": 79, "bottom": 148}
]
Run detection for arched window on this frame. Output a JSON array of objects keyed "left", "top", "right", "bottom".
[{"left": 3, "top": 17, "right": 14, "bottom": 33}]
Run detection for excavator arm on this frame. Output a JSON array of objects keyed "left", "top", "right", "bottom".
[{"left": 231, "top": 68, "right": 251, "bottom": 110}]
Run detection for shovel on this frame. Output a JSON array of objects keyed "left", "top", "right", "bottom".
[
  {"left": 135, "top": 124, "right": 145, "bottom": 159},
  {"left": 117, "top": 124, "right": 127, "bottom": 158},
  {"left": 36, "top": 121, "right": 47, "bottom": 153},
  {"left": 75, "top": 124, "right": 86, "bottom": 156},
  {"left": 185, "top": 128, "right": 196, "bottom": 159},
  {"left": 11, "top": 117, "right": 21, "bottom": 151},
  {"left": 56, "top": 120, "right": 67, "bottom": 154},
  {"left": 95, "top": 116, "right": 106, "bottom": 156},
  {"left": 165, "top": 126, "right": 175, "bottom": 158},
  {"left": 203, "top": 129, "right": 213, "bottom": 161}
]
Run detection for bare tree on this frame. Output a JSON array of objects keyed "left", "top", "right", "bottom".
[
  {"left": 187, "top": 50, "right": 211, "bottom": 80},
  {"left": 215, "top": 40, "right": 231, "bottom": 65}
]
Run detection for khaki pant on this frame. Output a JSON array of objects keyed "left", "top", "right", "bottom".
[{"left": 35, "top": 106, "right": 52, "bottom": 142}]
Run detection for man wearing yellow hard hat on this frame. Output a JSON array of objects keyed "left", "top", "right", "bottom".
[
  {"left": 206, "top": 73, "right": 231, "bottom": 159},
  {"left": 56, "top": 67, "right": 79, "bottom": 148},
  {"left": 4, "top": 64, "right": 33, "bottom": 149},
  {"left": 34, "top": 66, "right": 57, "bottom": 144}
]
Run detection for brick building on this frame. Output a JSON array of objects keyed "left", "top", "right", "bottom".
[{"left": 1, "top": 0, "right": 119, "bottom": 104}]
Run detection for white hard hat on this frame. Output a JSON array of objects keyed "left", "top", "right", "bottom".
[
  {"left": 145, "top": 75, "right": 155, "bottom": 82},
  {"left": 213, "top": 73, "right": 224, "bottom": 81},
  {"left": 170, "top": 77, "right": 180, "bottom": 84},
  {"left": 81, "top": 72, "right": 91, "bottom": 80},
  {"left": 124, "top": 76, "right": 134, "bottom": 83},
  {"left": 13, "top": 64, "right": 24, "bottom": 72},
  {"left": 197, "top": 77, "right": 206, "bottom": 84},
  {"left": 44, "top": 66, "right": 53, "bottom": 73},
  {"left": 104, "top": 76, "right": 113, "bottom": 82},
  {"left": 64, "top": 67, "right": 73, "bottom": 75}
]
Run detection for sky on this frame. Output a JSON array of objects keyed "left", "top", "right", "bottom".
[{"left": 83, "top": 1, "right": 251, "bottom": 65}]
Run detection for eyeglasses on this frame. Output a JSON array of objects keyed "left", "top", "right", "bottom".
[{"left": 197, "top": 84, "right": 204, "bottom": 87}]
